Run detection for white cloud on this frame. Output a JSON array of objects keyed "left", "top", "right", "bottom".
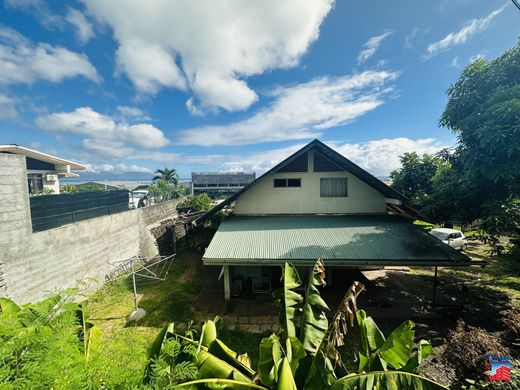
[
  {"left": 357, "top": 31, "right": 392, "bottom": 64},
  {"left": 425, "top": 4, "right": 507, "bottom": 58},
  {"left": 0, "top": 94, "right": 17, "bottom": 119},
  {"left": 83, "top": 0, "right": 334, "bottom": 113},
  {"left": 0, "top": 27, "right": 99, "bottom": 85},
  {"left": 36, "top": 107, "right": 169, "bottom": 155},
  {"left": 178, "top": 70, "right": 398, "bottom": 146},
  {"left": 450, "top": 56, "right": 460, "bottom": 68},
  {"left": 220, "top": 138, "right": 448, "bottom": 177},
  {"left": 116, "top": 106, "right": 151, "bottom": 121},
  {"left": 65, "top": 8, "right": 95, "bottom": 44},
  {"left": 331, "top": 138, "right": 448, "bottom": 177}
]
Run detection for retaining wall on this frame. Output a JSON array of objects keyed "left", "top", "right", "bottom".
[{"left": 0, "top": 153, "right": 178, "bottom": 303}]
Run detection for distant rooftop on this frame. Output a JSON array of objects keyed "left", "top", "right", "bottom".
[
  {"left": 0, "top": 144, "right": 86, "bottom": 170},
  {"left": 192, "top": 171, "right": 256, "bottom": 185}
]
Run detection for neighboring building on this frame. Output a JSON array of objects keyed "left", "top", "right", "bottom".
[
  {"left": 0, "top": 145, "right": 86, "bottom": 195},
  {"left": 72, "top": 181, "right": 121, "bottom": 191},
  {"left": 193, "top": 140, "right": 470, "bottom": 301},
  {"left": 191, "top": 172, "right": 255, "bottom": 197}
]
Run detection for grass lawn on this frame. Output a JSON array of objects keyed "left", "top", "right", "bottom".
[{"left": 86, "top": 233, "right": 267, "bottom": 385}]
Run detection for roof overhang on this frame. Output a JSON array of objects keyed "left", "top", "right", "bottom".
[
  {"left": 0, "top": 145, "right": 87, "bottom": 170},
  {"left": 202, "top": 215, "right": 471, "bottom": 267}
]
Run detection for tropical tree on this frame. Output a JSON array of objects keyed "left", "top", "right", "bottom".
[
  {"left": 146, "top": 259, "right": 446, "bottom": 389},
  {"left": 148, "top": 178, "right": 184, "bottom": 203},
  {"left": 437, "top": 40, "right": 520, "bottom": 249},
  {"left": 390, "top": 152, "right": 442, "bottom": 212},
  {"left": 153, "top": 167, "right": 179, "bottom": 186}
]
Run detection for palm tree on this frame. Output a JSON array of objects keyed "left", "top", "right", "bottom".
[{"left": 153, "top": 167, "right": 179, "bottom": 186}]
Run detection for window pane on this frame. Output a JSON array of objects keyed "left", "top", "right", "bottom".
[
  {"left": 320, "top": 178, "right": 348, "bottom": 197},
  {"left": 287, "top": 178, "right": 301, "bottom": 187},
  {"left": 274, "top": 179, "right": 287, "bottom": 187}
]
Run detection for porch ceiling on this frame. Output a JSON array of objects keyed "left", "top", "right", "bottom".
[{"left": 202, "top": 215, "right": 471, "bottom": 267}]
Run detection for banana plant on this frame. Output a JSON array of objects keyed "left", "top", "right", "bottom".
[
  {"left": 356, "top": 310, "right": 433, "bottom": 374},
  {"left": 146, "top": 259, "right": 447, "bottom": 389},
  {"left": 75, "top": 303, "right": 103, "bottom": 361},
  {"left": 146, "top": 317, "right": 259, "bottom": 388}
]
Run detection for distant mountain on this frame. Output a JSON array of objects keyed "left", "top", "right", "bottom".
[{"left": 62, "top": 171, "right": 153, "bottom": 183}]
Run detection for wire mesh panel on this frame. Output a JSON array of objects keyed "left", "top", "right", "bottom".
[{"left": 29, "top": 190, "right": 130, "bottom": 232}]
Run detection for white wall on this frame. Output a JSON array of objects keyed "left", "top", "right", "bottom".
[
  {"left": 27, "top": 169, "right": 60, "bottom": 194},
  {"left": 234, "top": 150, "right": 387, "bottom": 215}
]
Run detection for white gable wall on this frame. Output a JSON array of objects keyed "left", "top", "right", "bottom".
[{"left": 234, "top": 150, "right": 387, "bottom": 215}]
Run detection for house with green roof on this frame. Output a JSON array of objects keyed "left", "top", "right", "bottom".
[{"left": 193, "top": 139, "right": 470, "bottom": 301}]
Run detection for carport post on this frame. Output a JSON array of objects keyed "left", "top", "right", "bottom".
[
  {"left": 432, "top": 266, "right": 438, "bottom": 306},
  {"left": 224, "top": 265, "right": 231, "bottom": 301}
]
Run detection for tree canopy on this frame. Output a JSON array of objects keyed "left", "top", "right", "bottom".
[
  {"left": 390, "top": 152, "right": 440, "bottom": 211},
  {"left": 440, "top": 41, "right": 520, "bottom": 201},
  {"left": 153, "top": 167, "right": 179, "bottom": 186}
]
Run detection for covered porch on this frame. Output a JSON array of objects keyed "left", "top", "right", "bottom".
[{"left": 202, "top": 214, "right": 471, "bottom": 301}]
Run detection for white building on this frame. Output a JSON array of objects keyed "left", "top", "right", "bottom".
[
  {"left": 0, "top": 145, "right": 86, "bottom": 195},
  {"left": 193, "top": 139, "right": 470, "bottom": 301}
]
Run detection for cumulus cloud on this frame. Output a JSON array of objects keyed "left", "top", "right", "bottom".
[
  {"left": 357, "top": 31, "right": 392, "bottom": 64},
  {"left": 0, "top": 27, "right": 99, "bottom": 85},
  {"left": 331, "top": 137, "right": 448, "bottom": 176},
  {"left": 220, "top": 138, "right": 448, "bottom": 177},
  {"left": 65, "top": 8, "right": 95, "bottom": 44},
  {"left": 425, "top": 4, "right": 506, "bottom": 58},
  {"left": 116, "top": 106, "right": 151, "bottom": 121},
  {"left": 82, "top": 0, "right": 334, "bottom": 113},
  {"left": 83, "top": 162, "right": 152, "bottom": 173},
  {"left": 36, "top": 107, "right": 169, "bottom": 157},
  {"left": 178, "top": 70, "right": 398, "bottom": 146}
]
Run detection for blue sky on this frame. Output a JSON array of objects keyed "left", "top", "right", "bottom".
[{"left": 0, "top": 0, "right": 518, "bottom": 179}]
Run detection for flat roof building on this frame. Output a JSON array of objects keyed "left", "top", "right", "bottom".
[
  {"left": 0, "top": 144, "right": 86, "bottom": 195},
  {"left": 191, "top": 172, "right": 255, "bottom": 197}
]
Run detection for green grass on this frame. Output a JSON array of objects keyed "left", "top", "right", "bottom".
[
  {"left": 84, "top": 226, "right": 279, "bottom": 385},
  {"left": 435, "top": 240, "right": 520, "bottom": 307}
]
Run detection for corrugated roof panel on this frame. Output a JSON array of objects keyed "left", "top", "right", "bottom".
[{"left": 202, "top": 215, "right": 470, "bottom": 266}]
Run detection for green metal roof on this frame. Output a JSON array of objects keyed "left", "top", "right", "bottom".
[{"left": 202, "top": 215, "right": 471, "bottom": 266}]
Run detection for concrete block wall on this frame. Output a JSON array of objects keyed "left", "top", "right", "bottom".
[{"left": 0, "top": 153, "right": 178, "bottom": 304}]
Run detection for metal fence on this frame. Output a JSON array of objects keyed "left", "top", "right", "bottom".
[{"left": 29, "top": 190, "right": 129, "bottom": 232}]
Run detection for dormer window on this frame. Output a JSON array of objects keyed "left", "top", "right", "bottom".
[{"left": 274, "top": 178, "right": 301, "bottom": 188}]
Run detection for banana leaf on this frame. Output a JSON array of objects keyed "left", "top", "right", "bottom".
[
  {"left": 208, "top": 339, "right": 256, "bottom": 378},
  {"left": 85, "top": 325, "right": 103, "bottom": 361},
  {"left": 200, "top": 319, "right": 218, "bottom": 348},
  {"left": 299, "top": 258, "right": 329, "bottom": 355},
  {"left": 258, "top": 334, "right": 283, "bottom": 387},
  {"left": 75, "top": 302, "right": 102, "bottom": 360},
  {"left": 196, "top": 349, "right": 253, "bottom": 384},
  {"left": 401, "top": 339, "right": 433, "bottom": 373},
  {"left": 330, "top": 371, "right": 448, "bottom": 389},
  {"left": 174, "top": 378, "right": 267, "bottom": 389},
  {"left": 379, "top": 320, "right": 415, "bottom": 370},
  {"left": 277, "top": 263, "right": 303, "bottom": 339},
  {"left": 275, "top": 358, "right": 297, "bottom": 390}
]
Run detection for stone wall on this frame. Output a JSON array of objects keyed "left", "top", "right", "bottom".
[{"left": 0, "top": 153, "right": 178, "bottom": 304}]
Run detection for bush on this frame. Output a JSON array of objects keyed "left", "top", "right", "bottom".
[
  {"left": 442, "top": 320, "right": 509, "bottom": 384},
  {"left": 176, "top": 193, "right": 212, "bottom": 213}
]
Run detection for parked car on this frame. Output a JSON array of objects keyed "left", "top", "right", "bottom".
[{"left": 429, "top": 228, "right": 468, "bottom": 251}]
